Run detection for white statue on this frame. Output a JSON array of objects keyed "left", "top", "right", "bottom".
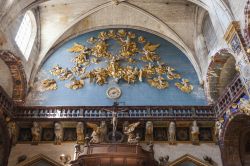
[
  {"left": 145, "top": 121, "right": 153, "bottom": 143},
  {"left": 76, "top": 122, "right": 85, "bottom": 144},
  {"left": 7, "top": 120, "right": 17, "bottom": 145},
  {"left": 54, "top": 122, "right": 63, "bottom": 145},
  {"left": 168, "top": 122, "right": 176, "bottom": 145},
  {"left": 215, "top": 119, "right": 224, "bottom": 141},
  {"left": 31, "top": 122, "right": 41, "bottom": 143},
  {"left": 86, "top": 122, "right": 101, "bottom": 144},
  {"left": 191, "top": 121, "right": 199, "bottom": 145}
]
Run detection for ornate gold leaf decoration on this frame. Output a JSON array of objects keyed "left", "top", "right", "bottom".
[
  {"left": 42, "top": 79, "right": 57, "bottom": 91},
  {"left": 44, "top": 29, "right": 193, "bottom": 93},
  {"left": 67, "top": 78, "right": 84, "bottom": 90},
  {"left": 175, "top": 79, "right": 193, "bottom": 93}
]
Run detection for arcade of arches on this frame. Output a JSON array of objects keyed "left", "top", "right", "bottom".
[{"left": 1, "top": 0, "right": 250, "bottom": 166}]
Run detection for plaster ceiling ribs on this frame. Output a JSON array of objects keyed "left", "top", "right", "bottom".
[{"left": 0, "top": 51, "right": 27, "bottom": 104}]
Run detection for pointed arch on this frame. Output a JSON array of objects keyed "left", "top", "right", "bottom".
[
  {"left": 30, "top": 1, "right": 202, "bottom": 86},
  {"left": 168, "top": 154, "right": 212, "bottom": 166},
  {"left": 17, "top": 154, "right": 63, "bottom": 166}
]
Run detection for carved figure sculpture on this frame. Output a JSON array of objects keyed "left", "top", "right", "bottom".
[
  {"left": 168, "top": 122, "right": 176, "bottom": 145},
  {"left": 42, "top": 79, "right": 57, "bottom": 91},
  {"left": 238, "top": 98, "right": 250, "bottom": 116},
  {"left": 7, "top": 121, "right": 17, "bottom": 145},
  {"left": 145, "top": 121, "right": 154, "bottom": 143},
  {"left": 76, "top": 122, "right": 85, "bottom": 144},
  {"left": 191, "top": 121, "right": 199, "bottom": 145},
  {"left": 111, "top": 111, "right": 118, "bottom": 137},
  {"left": 54, "top": 122, "right": 63, "bottom": 145},
  {"left": 86, "top": 122, "right": 104, "bottom": 144},
  {"left": 123, "top": 122, "right": 140, "bottom": 144},
  {"left": 31, "top": 122, "right": 41, "bottom": 143},
  {"left": 100, "top": 121, "right": 107, "bottom": 143},
  {"left": 215, "top": 118, "right": 224, "bottom": 141},
  {"left": 141, "top": 43, "right": 160, "bottom": 62},
  {"left": 148, "top": 76, "right": 169, "bottom": 89},
  {"left": 59, "top": 68, "right": 73, "bottom": 81},
  {"left": 166, "top": 66, "right": 181, "bottom": 80},
  {"left": 50, "top": 65, "right": 66, "bottom": 76},
  {"left": 122, "top": 66, "right": 138, "bottom": 84},
  {"left": 67, "top": 78, "right": 84, "bottom": 90},
  {"left": 175, "top": 79, "right": 193, "bottom": 93}
]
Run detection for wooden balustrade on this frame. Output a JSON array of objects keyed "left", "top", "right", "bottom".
[
  {"left": 12, "top": 105, "right": 214, "bottom": 121},
  {"left": 215, "top": 74, "right": 245, "bottom": 116}
]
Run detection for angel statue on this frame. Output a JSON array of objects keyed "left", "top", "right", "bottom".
[
  {"left": 145, "top": 121, "right": 154, "bottom": 143},
  {"left": 31, "top": 122, "right": 41, "bottom": 144},
  {"left": 191, "top": 121, "right": 199, "bottom": 145},
  {"left": 123, "top": 122, "right": 140, "bottom": 144},
  {"left": 87, "top": 122, "right": 107, "bottom": 144},
  {"left": 148, "top": 76, "right": 169, "bottom": 89},
  {"left": 168, "top": 122, "right": 176, "bottom": 145},
  {"left": 175, "top": 79, "right": 193, "bottom": 93},
  {"left": 54, "top": 122, "right": 63, "bottom": 145},
  {"left": 141, "top": 42, "right": 160, "bottom": 62},
  {"left": 76, "top": 122, "right": 85, "bottom": 144}
]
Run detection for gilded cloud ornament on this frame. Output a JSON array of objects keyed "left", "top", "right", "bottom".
[{"left": 43, "top": 29, "right": 194, "bottom": 94}]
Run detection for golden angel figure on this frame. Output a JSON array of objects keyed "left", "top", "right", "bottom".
[
  {"left": 123, "top": 122, "right": 140, "bottom": 144},
  {"left": 175, "top": 79, "right": 193, "bottom": 93},
  {"left": 42, "top": 79, "right": 57, "bottom": 91}
]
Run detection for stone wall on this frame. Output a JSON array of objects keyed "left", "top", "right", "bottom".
[{"left": 0, "top": 59, "right": 13, "bottom": 97}]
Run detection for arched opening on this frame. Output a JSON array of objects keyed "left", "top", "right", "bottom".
[
  {"left": 240, "top": 129, "right": 250, "bottom": 165},
  {"left": 14, "top": 10, "right": 37, "bottom": 61},
  {"left": 206, "top": 51, "right": 238, "bottom": 103},
  {"left": 221, "top": 114, "right": 250, "bottom": 166}
]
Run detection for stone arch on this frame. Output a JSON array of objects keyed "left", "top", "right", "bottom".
[
  {"left": 0, "top": 51, "right": 27, "bottom": 103},
  {"left": 240, "top": 129, "right": 250, "bottom": 165},
  {"left": 221, "top": 114, "right": 250, "bottom": 166},
  {"left": 206, "top": 49, "right": 238, "bottom": 103}
]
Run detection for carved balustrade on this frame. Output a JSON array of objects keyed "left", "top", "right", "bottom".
[
  {"left": 12, "top": 105, "right": 214, "bottom": 121},
  {"left": 215, "top": 74, "right": 245, "bottom": 116}
]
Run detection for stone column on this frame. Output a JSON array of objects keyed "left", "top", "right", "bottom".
[{"left": 224, "top": 21, "right": 250, "bottom": 96}]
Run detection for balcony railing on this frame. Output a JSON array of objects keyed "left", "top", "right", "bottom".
[
  {"left": 12, "top": 105, "right": 214, "bottom": 121},
  {"left": 215, "top": 74, "right": 245, "bottom": 116}
]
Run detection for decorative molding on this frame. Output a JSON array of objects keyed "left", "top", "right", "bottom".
[
  {"left": 0, "top": 51, "right": 27, "bottom": 104},
  {"left": 244, "top": 0, "right": 250, "bottom": 48},
  {"left": 168, "top": 154, "right": 212, "bottom": 166},
  {"left": 16, "top": 154, "right": 63, "bottom": 166},
  {"left": 224, "top": 21, "right": 245, "bottom": 55}
]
